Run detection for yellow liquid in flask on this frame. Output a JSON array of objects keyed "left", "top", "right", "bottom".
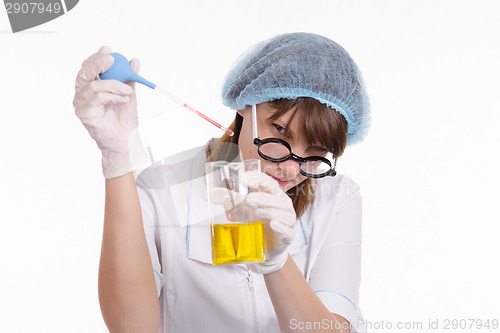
[{"left": 212, "top": 222, "right": 265, "bottom": 265}]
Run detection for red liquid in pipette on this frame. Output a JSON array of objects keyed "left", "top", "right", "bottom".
[
  {"left": 183, "top": 104, "right": 234, "bottom": 137},
  {"left": 155, "top": 87, "right": 234, "bottom": 137}
]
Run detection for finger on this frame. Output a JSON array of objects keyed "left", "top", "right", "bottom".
[
  {"left": 74, "top": 81, "right": 132, "bottom": 108},
  {"left": 269, "top": 221, "right": 295, "bottom": 244},
  {"left": 124, "top": 58, "right": 140, "bottom": 90},
  {"left": 74, "top": 103, "right": 105, "bottom": 120},
  {"left": 75, "top": 94, "right": 130, "bottom": 120},
  {"left": 130, "top": 58, "right": 140, "bottom": 74},
  {"left": 208, "top": 187, "right": 245, "bottom": 206},
  {"left": 75, "top": 52, "right": 114, "bottom": 89},
  {"left": 92, "top": 92, "right": 130, "bottom": 106},
  {"left": 98, "top": 45, "right": 112, "bottom": 54},
  {"left": 254, "top": 207, "right": 296, "bottom": 226},
  {"left": 75, "top": 93, "right": 130, "bottom": 117},
  {"left": 75, "top": 52, "right": 115, "bottom": 89},
  {"left": 78, "top": 80, "right": 133, "bottom": 99},
  {"left": 244, "top": 171, "right": 282, "bottom": 195},
  {"left": 246, "top": 192, "right": 292, "bottom": 210}
]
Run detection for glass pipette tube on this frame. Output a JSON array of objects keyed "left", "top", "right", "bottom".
[
  {"left": 99, "top": 52, "right": 233, "bottom": 137},
  {"left": 155, "top": 87, "right": 234, "bottom": 137}
]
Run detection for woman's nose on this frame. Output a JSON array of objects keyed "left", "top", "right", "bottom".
[{"left": 277, "top": 159, "right": 301, "bottom": 178}]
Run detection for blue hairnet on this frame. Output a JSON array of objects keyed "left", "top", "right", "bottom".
[{"left": 221, "top": 32, "right": 371, "bottom": 145}]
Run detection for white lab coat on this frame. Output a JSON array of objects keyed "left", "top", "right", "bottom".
[{"left": 136, "top": 143, "right": 367, "bottom": 333}]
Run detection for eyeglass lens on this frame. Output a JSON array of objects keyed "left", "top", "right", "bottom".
[{"left": 258, "top": 141, "right": 331, "bottom": 176}]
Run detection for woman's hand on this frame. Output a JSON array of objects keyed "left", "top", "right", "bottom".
[
  {"left": 245, "top": 171, "right": 297, "bottom": 274},
  {"left": 73, "top": 46, "right": 148, "bottom": 179}
]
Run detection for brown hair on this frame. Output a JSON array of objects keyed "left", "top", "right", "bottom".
[{"left": 207, "top": 97, "right": 348, "bottom": 218}]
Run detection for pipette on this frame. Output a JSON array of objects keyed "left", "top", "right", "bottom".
[{"left": 99, "top": 53, "right": 234, "bottom": 137}]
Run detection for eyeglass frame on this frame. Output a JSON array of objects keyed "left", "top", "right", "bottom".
[{"left": 250, "top": 104, "right": 337, "bottom": 179}]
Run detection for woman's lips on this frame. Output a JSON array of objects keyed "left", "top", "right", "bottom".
[{"left": 268, "top": 174, "right": 290, "bottom": 186}]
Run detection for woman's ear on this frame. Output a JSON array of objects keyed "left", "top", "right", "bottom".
[{"left": 237, "top": 105, "right": 252, "bottom": 118}]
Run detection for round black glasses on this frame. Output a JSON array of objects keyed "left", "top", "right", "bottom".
[{"left": 253, "top": 137, "right": 337, "bottom": 179}]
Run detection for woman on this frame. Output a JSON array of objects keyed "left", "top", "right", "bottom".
[{"left": 74, "top": 32, "right": 370, "bottom": 333}]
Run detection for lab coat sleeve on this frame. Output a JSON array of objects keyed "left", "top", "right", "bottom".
[
  {"left": 136, "top": 184, "right": 165, "bottom": 298},
  {"left": 308, "top": 185, "right": 366, "bottom": 332}
]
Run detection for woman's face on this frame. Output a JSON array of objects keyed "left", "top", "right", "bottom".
[{"left": 237, "top": 103, "right": 327, "bottom": 192}]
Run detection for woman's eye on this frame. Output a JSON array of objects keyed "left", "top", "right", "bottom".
[
  {"left": 309, "top": 146, "right": 328, "bottom": 156},
  {"left": 273, "top": 124, "right": 286, "bottom": 134}
]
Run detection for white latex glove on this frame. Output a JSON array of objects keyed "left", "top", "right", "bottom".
[
  {"left": 73, "top": 46, "right": 148, "bottom": 179},
  {"left": 244, "top": 172, "right": 297, "bottom": 274}
]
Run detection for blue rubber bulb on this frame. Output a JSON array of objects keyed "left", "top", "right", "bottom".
[{"left": 99, "top": 53, "right": 156, "bottom": 89}]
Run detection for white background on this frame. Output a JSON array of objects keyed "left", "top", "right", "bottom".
[{"left": 1, "top": 1, "right": 499, "bottom": 332}]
